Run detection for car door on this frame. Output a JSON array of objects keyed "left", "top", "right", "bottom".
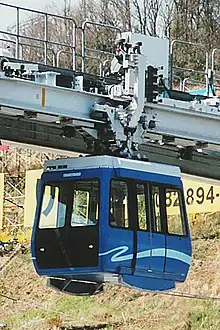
[
  {"left": 33, "top": 179, "right": 99, "bottom": 270},
  {"left": 164, "top": 187, "right": 192, "bottom": 280},
  {"left": 149, "top": 185, "right": 166, "bottom": 273},
  {"left": 135, "top": 182, "right": 151, "bottom": 273},
  {"left": 100, "top": 179, "right": 134, "bottom": 274}
]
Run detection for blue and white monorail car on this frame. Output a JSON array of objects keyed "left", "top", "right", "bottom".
[{"left": 31, "top": 155, "right": 192, "bottom": 295}]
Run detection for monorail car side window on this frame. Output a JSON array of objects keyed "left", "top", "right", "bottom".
[
  {"left": 165, "top": 188, "right": 187, "bottom": 236},
  {"left": 110, "top": 180, "right": 129, "bottom": 228},
  {"left": 39, "top": 185, "right": 67, "bottom": 229},
  {"left": 71, "top": 180, "right": 99, "bottom": 227},
  {"left": 137, "top": 183, "right": 148, "bottom": 231}
]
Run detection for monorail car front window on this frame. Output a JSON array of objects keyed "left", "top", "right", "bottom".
[
  {"left": 165, "top": 188, "right": 186, "bottom": 236},
  {"left": 152, "top": 185, "right": 187, "bottom": 236},
  {"left": 71, "top": 181, "right": 99, "bottom": 227},
  {"left": 39, "top": 185, "right": 67, "bottom": 229},
  {"left": 38, "top": 180, "right": 99, "bottom": 229}
]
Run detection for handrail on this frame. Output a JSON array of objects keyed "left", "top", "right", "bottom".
[
  {"left": 0, "top": 38, "right": 56, "bottom": 65},
  {"left": 81, "top": 20, "right": 121, "bottom": 73},
  {"left": 170, "top": 39, "right": 209, "bottom": 92},
  {"left": 211, "top": 48, "right": 220, "bottom": 72},
  {"left": 56, "top": 49, "right": 109, "bottom": 73},
  {"left": 0, "top": 2, "right": 76, "bottom": 21},
  {"left": 0, "top": 2, "right": 77, "bottom": 69},
  {"left": 0, "top": 38, "right": 16, "bottom": 45},
  {"left": 173, "top": 66, "right": 206, "bottom": 76},
  {"left": 3, "top": 1, "right": 220, "bottom": 84},
  {"left": 0, "top": 30, "right": 75, "bottom": 51},
  {"left": 56, "top": 49, "right": 77, "bottom": 69},
  {"left": 182, "top": 78, "right": 220, "bottom": 93}
]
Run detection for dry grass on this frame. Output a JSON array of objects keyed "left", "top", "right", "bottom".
[{"left": 0, "top": 215, "right": 220, "bottom": 329}]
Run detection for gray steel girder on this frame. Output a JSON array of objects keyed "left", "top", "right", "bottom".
[{"left": 0, "top": 114, "right": 220, "bottom": 180}]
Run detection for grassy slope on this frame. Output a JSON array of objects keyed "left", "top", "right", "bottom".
[
  {"left": 1, "top": 214, "right": 220, "bottom": 330},
  {"left": 0, "top": 238, "right": 220, "bottom": 330}
]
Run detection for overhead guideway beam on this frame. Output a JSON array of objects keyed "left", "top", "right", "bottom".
[
  {"left": 2, "top": 73, "right": 220, "bottom": 155},
  {"left": 0, "top": 114, "right": 220, "bottom": 181},
  {"left": 0, "top": 75, "right": 105, "bottom": 123},
  {"left": 145, "top": 99, "right": 220, "bottom": 147}
]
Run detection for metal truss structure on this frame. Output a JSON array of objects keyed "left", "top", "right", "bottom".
[{"left": 0, "top": 145, "right": 67, "bottom": 231}]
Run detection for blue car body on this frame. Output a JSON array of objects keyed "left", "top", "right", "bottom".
[{"left": 31, "top": 156, "right": 192, "bottom": 294}]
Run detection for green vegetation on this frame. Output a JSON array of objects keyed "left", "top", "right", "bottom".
[{"left": 189, "top": 302, "right": 220, "bottom": 330}]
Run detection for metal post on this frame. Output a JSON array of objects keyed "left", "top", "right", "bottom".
[
  {"left": 44, "top": 14, "right": 48, "bottom": 65},
  {"left": 72, "top": 22, "right": 76, "bottom": 71},
  {"left": 56, "top": 50, "right": 62, "bottom": 67},
  {"left": 169, "top": 40, "right": 177, "bottom": 90},
  {"left": 81, "top": 24, "right": 86, "bottom": 73},
  {"left": 211, "top": 48, "right": 220, "bottom": 86},
  {"left": 16, "top": 8, "right": 20, "bottom": 59},
  {"left": 169, "top": 52, "right": 173, "bottom": 90},
  {"left": 205, "top": 51, "right": 209, "bottom": 96},
  {"left": 211, "top": 48, "right": 220, "bottom": 93},
  {"left": 52, "top": 52, "right": 56, "bottom": 67},
  {"left": 182, "top": 77, "right": 189, "bottom": 92}
]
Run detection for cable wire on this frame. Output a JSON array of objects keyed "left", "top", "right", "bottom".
[
  {"left": 0, "top": 292, "right": 18, "bottom": 301},
  {"left": 158, "top": 290, "right": 220, "bottom": 301}
]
